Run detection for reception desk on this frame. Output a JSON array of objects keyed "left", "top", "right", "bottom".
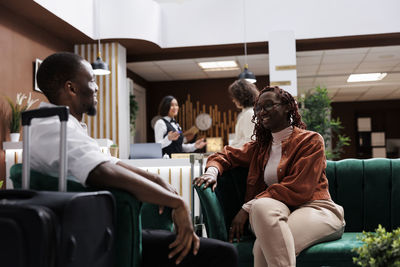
[{"left": 121, "top": 157, "right": 205, "bottom": 219}]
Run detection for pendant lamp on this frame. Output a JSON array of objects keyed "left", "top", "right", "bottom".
[
  {"left": 92, "top": 39, "right": 111, "bottom": 75},
  {"left": 238, "top": 0, "right": 256, "bottom": 83}
]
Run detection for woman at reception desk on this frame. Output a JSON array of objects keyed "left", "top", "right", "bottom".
[{"left": 154, "top": 95, "right": 206, "bottom": 157}]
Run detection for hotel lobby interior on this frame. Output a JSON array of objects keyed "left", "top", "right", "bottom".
[{"left": 1, "top": 1, "right": 400, "bottom": 266}]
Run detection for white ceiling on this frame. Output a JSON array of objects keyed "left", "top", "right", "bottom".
[{"left": 127, "top": 45, "right": 400, "bottom": 102}]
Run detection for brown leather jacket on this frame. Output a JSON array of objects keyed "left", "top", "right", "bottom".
[{"left": 206, "top": 127, "right": 331, "bottom": 207}]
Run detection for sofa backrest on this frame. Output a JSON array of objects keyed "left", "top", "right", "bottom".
[
  {"left": 215, "top": 158, "right": 400, "bottom": 234},
  {"left": 326, "top": 158, "right": 400, "bottom": 232}
]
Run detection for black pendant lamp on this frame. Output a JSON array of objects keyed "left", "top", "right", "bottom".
[
  {"left": 239, "top": 63, "right": 256, "bottom": 83},
  {"left": 92, "top": 39, "right": 110, "bottom": 75},
  {"left": 238, "top": 0, "right": 256, "bottom": 83}
]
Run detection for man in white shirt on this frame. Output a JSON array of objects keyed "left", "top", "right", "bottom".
[{"left": 34, "top": 52, "right": 237, "bottom": 267}]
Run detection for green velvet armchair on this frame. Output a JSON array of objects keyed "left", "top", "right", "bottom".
[
  {"left": 10, "top": 163, "right": 173, "bottom": 267},
  {"left": 195, "top": 158, "right": 400, "bottom": 267}
]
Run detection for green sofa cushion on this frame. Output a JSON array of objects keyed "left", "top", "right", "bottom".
[
  {"left": 297, "top": 232, "right": 362, "bottom": 267},
  {"left": 229, "top": 233, "right": 362, "bottom": 267}
]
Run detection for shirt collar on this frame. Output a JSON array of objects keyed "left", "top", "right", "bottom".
[
  {"left": 163, "top": 116, "right": 176, "bottom": 123},
  {"left": 39, "top": 102, "right": 87, "bottom": 129},
  {"left": 272, "top": 126, "right": 293, "bottom": 143}
]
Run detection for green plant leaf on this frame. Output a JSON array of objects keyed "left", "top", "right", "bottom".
[
  {"left": 353, "top": 225, "right": 400, "bottom": 266},
  {"left": 130, "top": 94, "right": 139, "bottom": 136},
  {"left": 299, "top": 86, "right": 350, "bottom": 160}
]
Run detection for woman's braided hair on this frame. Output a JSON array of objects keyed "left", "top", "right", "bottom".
[{"left": 251, "top": 86, "right": 306, "bottom": 147}]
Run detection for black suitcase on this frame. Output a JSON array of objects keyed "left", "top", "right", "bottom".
[{"left": 0, "top": 106, "right": 115, "bottom": 267}]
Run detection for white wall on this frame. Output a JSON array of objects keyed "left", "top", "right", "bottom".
[
  {"left": 160, "top": 0, "right": 400, "bottom": 47},
  {"left": 117, "top": 44, "right": 130, "bottom": 159},
  {"left": 99, "top": 0, "right": 162, "bottom": 45},
  {"left": 34, "top": 0, "right": 95, "bottom": 38},
  {"left": 35, "top": 0, "right": 400, "bottom": 48}
]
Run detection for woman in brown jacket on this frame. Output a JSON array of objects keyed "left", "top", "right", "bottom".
[{"left": 194, "top": 86, "right": 345, "bottom": 267}]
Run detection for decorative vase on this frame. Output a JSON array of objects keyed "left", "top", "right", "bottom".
[
  {"left": 10, "top": 133, "right": 20, "bottom": 142},
  {"left": 109, "top": 147, "right": 119, "bottom": 158}
]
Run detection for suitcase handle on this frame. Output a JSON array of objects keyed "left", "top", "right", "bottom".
[
  {"left": 21, "top": 107, "right": 69, "bottom": 192},
  {"left": 22, "top": 106, "right": 69, "bottom": 126}
]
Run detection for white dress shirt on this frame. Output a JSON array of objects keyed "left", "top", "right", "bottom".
[
  {"left": 230, "top": 107, "right": 255, "bottom": 148},
  {"left": 30, "top": 102, "right": 119, "bottom": 185},
  {"left": 154, "top": 116, "right": 196, "bottom": 152}
]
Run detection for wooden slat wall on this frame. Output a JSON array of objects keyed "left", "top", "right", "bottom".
[
  {"left": 178, "top": 94, "right": 238, "bottom": 144},
  {"left": 74, "top": 43, "right": 119, "bottom": 145}
]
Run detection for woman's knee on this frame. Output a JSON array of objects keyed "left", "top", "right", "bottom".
[{"left": 250, "top": 198, "right": 290, "bottom": 226}]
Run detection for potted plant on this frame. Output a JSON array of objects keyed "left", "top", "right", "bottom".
[
  {"left": 130, "top": 93, "right": 139, "bottom": 140},
  {"left": 299, "top": 86, "right": 350, "bottom": 160},
  {"left": 109, "top": 144, "right": 119, "bottom": 158},
  {"left": 353, "top": 224, "right": 400, "bottom": 266},
  {"left": 4, "top": 93, "right": 38, "bottom": 142}
]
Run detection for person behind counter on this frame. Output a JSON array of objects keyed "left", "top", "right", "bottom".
[
  {"left": 228, "top": 79, "right": 259, "bottom": 148},
  {"left": 154, "top": 95, "right": 206, "bottom": 157},
  {"left": 194, "top": 86, "right": 345, "bottom": 267}
]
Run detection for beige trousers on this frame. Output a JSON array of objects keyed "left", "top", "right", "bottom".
[{"left": 249, "top": 198, "right": 345, "bottom": 267}]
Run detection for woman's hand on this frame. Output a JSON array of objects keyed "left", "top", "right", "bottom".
[
  {"left": 193, "top": 173, "right": 217, "bottom": 191},
  {"left": 167, "top": 131, "right": 180, "bottom": 141},
  {"left": 229, "top": 209, "right": 249, "bottom": 243},
  {"left": 194, "top": 138, "right": 207, "bottom": 149}
]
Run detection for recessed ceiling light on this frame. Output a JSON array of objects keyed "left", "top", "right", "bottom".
[
  {"left": 198, "top": 60, "right": 239, "bottom": 71},
  {"left": 347, "top": 73, "right": 387, "bottom": 83}
]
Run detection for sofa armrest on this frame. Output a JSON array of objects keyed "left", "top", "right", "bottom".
[
  {"left": 107, "top": 188, "right": 142, "bottom": 267},
  {"left": 194, "top": 185, "right": 228, "bottom": 241}
]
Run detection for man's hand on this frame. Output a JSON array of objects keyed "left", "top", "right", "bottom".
[
  {"left": 229, "top": 209, "right": 249, "bottom": 243},
  {"left": 169, "top": 200, "right": 200, "bottom": 265},
  {"left": 168, "top": 131, "right": 180, "bottom": 141}
]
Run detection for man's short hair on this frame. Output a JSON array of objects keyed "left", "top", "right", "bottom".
[{"left": 36, "top": 52, "right": 84, "bottom": 102}]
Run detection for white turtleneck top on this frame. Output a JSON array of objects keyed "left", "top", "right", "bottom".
[{"left": 242, "top": 126, "right": 293, "bottom": 212}]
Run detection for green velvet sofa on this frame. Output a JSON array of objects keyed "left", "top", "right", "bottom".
[
  {"left": 195, "top": 158, "right": 400, "bottom": 267},
  {"left": 10, "top": 164, "right": 173, "bottom": 267}
]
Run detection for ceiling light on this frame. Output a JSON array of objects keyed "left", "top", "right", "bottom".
[
  {"left": 92, "top": 39, "right": 111, "bottom": 75},
  {"left": 198, "top": 61, "right": 239, "bottom": 71},
  {"left": 347, "top": 73, "right": 387, "bottom": 83},
  {"left": 238, "top": 64, "right": 256, "bottom": 83},
  {"left": 91, "top": 0, "right": 110, "bottom": 76}
]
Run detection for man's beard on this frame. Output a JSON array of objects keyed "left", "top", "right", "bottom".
[{"left": 87, "top": 106, "right": 97, "bottom": 116}]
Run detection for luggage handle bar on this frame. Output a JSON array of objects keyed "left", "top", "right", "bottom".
[
  {"left": 190, "top": 154, "right": 204, "bottom": 227},
  {"left": 21, "top": 107, "right": 69, "bottom": 192}
]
